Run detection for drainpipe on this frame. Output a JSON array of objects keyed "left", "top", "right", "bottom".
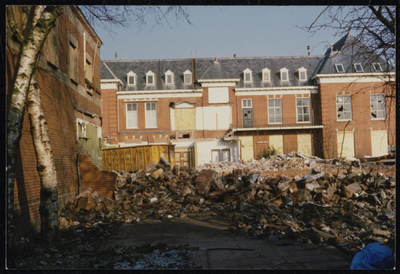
[{"left": 77, "top": 152, "right": 81, "bottom": 194}]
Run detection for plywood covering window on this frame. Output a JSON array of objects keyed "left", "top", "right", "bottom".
[
  {"left": 145, "top": 102, "right": 157, "bottom": 128},
  {"left": 68, "top": 33, "right": 78, "bottom": 84},
  {"left": 268, "top": 99, "right": 282, "bottom": 124},
  {"left": 370, "top": 94, "right": 385, "bottom": 120},
  {"left": 45, "top": 22, "right": 58, "bottom": 67},
  {"left": 336, "top": 95, "right": 352, "bottom": 121},
  {"left": 208, "top": 87, "right": 229, "bottom": 103},
  {"left": 126, "top": 103, "right": 138, "bottom": 129},
  {"left": 85, "top": 55, "right": 93, "bottom": 82}
]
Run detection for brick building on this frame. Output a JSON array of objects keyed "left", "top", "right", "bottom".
[
  {"left": 100, "top": 33, "right": 395, "bottom": 169},
  {"left": 6, "top": 6, "right": 116, "bottom": 236}
]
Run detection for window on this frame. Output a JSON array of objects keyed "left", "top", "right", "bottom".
[
  {"left": 183, "top": 70, "right": 192, "bottom": 84},
  {"left": 68, "top": 33, "right": 78, "bottom": 84},
  {"left": 280, "top": 68, "right": 289, "bottom": 81},
  {"left": 370, "top": 94, "right": 385, "bottom": 120},
  {"left": 354, "top": 63, "right": 363, "bottom": 72},
  {"left": 85, "top": 54, "right": 93, "bottom": 82},
  {"left": 298, "top": 67, "right": 307, "bottom": 81},
  {"left": 336, "top": 96, "right": 352, "bottom": 121},
  {"left": 372, "top": 63, "right": 382, "bottom": 72},
  {"left": 44, "top": 21, "right": 58, "bottom": 67},
  {"left": 243, "top": 68, "right": 252, "bottom": 83},
  {"left": 296, "top": 98, "right": 310, "bottom": 123},
  {"left": 268, "top": 99, "right": 282, "bottom": 124},
  {"left": 146, "top": 71, "right": 155, "bottom": 85},
  {"left": 127, "top": 71, "right": 136, "bottom": 86},
  {"left": 335, "top": 64, "right": 344, "bottom": 73},
  {"left": 145, "top": 102, "right": 157, "bottom": 128},
  {"left": 165, "top": 70, "right": 174, "bottom": 85},
  {"left": 126, "top": 103, "right": 138, "bottom": 129},
  {"left": 242, "top": 99, "right": 252, "bottom": 108},
  {"left": 211, "top": 149, "right": 231, "bottom": 162},
  {"left": 262, "top": 68, "right": 270, "bottom": 81}
]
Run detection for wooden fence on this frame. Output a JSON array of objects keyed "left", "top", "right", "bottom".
[{"left": 102, "top": 145, "right": 175, "bottom": 172}]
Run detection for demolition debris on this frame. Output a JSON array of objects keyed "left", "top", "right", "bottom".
[{"left": 57, "top": 152, "right": 395, "bottom": 261}]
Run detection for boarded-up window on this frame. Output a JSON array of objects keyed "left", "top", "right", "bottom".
[
  {"left": 269, "top": 135, "right": 283, "bottom": 154},
  {"left": 239, "top": 136, "right": 254, "bottom": 161},
  {"left": 297, "top": 133, "right": 312, "bottom": 155},
  {"left": 371, "top": 130, "right": 388, "bottom": 156},
  {"left": 126, "top": 103, "right": 138, "bottom": 129},
  {"left": 175, "top": 109, "right": 196, "bottom": 130},
  {"left": 85, "top": 55, "right": 93, "bottom": 82},
  {"left": 208, "top": 87, "right": 229, "bottom": 103},
  {"left": 337, "top": 131, "right": 354, "bottom": 158},
  {"left": 45, "top": 23, "right": 58, "bottom": 67},
  {"left": 69, "top": 34, "right": 78, "bottom": 83}
]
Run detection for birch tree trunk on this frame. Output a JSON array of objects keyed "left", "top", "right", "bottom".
[
  {"left": 27, "top": 73, "right": 59, "bottom": 242},
  {"left": 7, "top": 5, "right": 62, "bottom": 266}
]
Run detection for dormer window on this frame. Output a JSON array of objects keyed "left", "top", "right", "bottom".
[
  {"left": 372, "top": 63, "right": 382, "bottom": 72},
  {"left": 243, "top": 68, "right": 252, "bottom": 83},
  {"left": 297, "top": 67, "right": 307, "bottom": 81},
  {"left": 280, "top": 68, "right": 289, "bottom": 81},
  {"left": 354, "top": 63, "right": 363, "bottom": 72},
  {"left": 146, "top": 71, "right": 155, "bottom": 85},
  {"left": 335, "top": 64, "right": 344, "bottom": 73},
  {"left": 183, "top": 70, "right": 192, "bottom": 84},
  {"left": 165, "top": 70, "right": 174, "bottom": 85},
  {"left": 127, "top": 71, "right": 136, "bottom": 86},
  {"left": 262, "top": 68, "right": 271, "bottom": 82}
]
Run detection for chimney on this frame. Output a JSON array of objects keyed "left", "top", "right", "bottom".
[
  {"left": 307, "top": 46, "right": 310, "bottom": 56},
  {"left": 233, "top": 54, "right": 236, "bottom": 58},
  {"left": 115, "top": 52, "right": 118, "bottom": 60}
]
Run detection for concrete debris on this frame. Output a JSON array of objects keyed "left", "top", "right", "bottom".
[{"left": 59, "top": 152, "right": 395, "bottom": 256}]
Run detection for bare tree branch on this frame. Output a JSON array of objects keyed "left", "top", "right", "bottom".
[{"left": 7, "top": 6, "right": 24, "bottom": 44}]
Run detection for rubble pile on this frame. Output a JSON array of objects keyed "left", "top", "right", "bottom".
[{"left": 59, "top": 154, "right": 395, "bottom": 256}]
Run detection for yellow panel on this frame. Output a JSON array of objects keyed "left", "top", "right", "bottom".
[
  {"left": 175, "top": 109, "right": 196, "bottom": 130},
  {"left": 239, "top": 136, "right": 254, "bottom": 161},
  {"left": 269, "top": 135, "right": 283, "bottom": 154},
  {"left": 337, "top": 132, "right": 354, "bottom": 158},
  {"left": 297, "top": 134, "right": 312, "bottom": 155},
  {"left": 371, "top": 130, "right": 388, "bottom": 157}
]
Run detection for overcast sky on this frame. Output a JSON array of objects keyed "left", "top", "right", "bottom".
[{"left": 95, "top": 6, "right": 340, "bottom": 61}]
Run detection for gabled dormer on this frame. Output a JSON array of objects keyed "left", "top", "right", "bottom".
[
  {"left": 183, "top": 70, "right": 192, "bottom": 85},
  {"left": 146, "top": 70, "right": 155, "bottom": 85},
  {"left": 280, "top": 68, "right": 289, "bottom": 82},
  {"left": 262, "top": 68, "right": 271, "bottom": 82},
  {"left": 243, "top": 68, "right": 252, "bottom": 83},
  {"left": 164, "top": 70, "right": 174, "bottom": 85},
  {"left": 126, "top": 71, "right": 136, "bottom": 86},
  {"left": 297, "top": 67, "right": 307, "bottom": 81}
]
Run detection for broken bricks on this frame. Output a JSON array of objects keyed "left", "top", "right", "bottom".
[{"left": 60, "top": 152, "right": 395, "bottom": 256}]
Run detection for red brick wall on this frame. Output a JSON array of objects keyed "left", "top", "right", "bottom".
[
  {"left": 7, "top": 7, "right": 104, "bottom": 237},
  {"left": 80, "top": 154, "right": 117, "bottom": 199},
  {"left": 102, "top": 88, "right": 118, "bottom": 138},
  {"left": 320, "top": 81, "right": 395, "bottom": 158}
]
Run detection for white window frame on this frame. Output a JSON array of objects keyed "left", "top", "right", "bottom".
[
  {"left": 243, "top": 68, "right": 252, "bottom": 83},
  {"left": 146, "top": 71, "right": 155, "bottom": 85},
  {"left": 242, "top": 99, "right": 252, "bottom": 108},
  {"left": 280, "top": 68, "right": 289, "bottom": 82},
  {"left": 336, "top": 95, "right": 352, "bottom": 121},
  {"left": 296, "top": 98, "right": 311, "bottom": 123},
  {"left": 335, "top": 64, "right": 344, "bottom": 73},
  {"left": 165, "top": 70, "right": 174, "bottom": 85},
  {"left": 145, "top": 102, "right": 157, "bottom": 128},
  {"left": 370, "top": 94, "right": 386, "bottom": 120},
  {"left": 211, "top": 149, "right": 231, "bottom": 162},
  {"left": 297, "top": 67, "right": 307, "bottom": 81},
  {"left": 354, "top": 63, "right": 363, "bottom": 72},
  {"left": 183, "top": 70, "right": 192, "bottom": 84},
  {"left": 127, "top": 71, "right": 136, "bottom": 86},
  {"left": 268, "top": 99, "right": 282, "bottom": 124},
  {"left": 372, "top": 63, "right": 382, "bottom": 72},
  {"left": 262, "top": 68, "right": 271, "bottom": 82},
  {"left": 126, "top": 103, "right": 138, "bottom": 129}
]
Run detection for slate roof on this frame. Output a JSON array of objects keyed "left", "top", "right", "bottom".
[
  {"left": 101, "top": 55, "right": 323, "bottom": 91},
  {"left": 313, "top": 33, "right": 392, "bottom": 76}
]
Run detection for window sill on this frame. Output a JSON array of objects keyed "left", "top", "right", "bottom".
[
  {"left": 268, "top": 123, "right": 283, "bottom": 125},
  {"left": 336, "top": 119, "right": 353, "bottom": 122},
  {"left": 126, "top": 127, "right": 139, "bottom": 130},
  {"left": 145, "top": 127, "right": 158, "bottom": 129},
  {"left": 371, "top": 118, "right": 386, "bottom": 121},
  {"left": 296, "top": 121, "right": 311, "bottom": 124}
]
